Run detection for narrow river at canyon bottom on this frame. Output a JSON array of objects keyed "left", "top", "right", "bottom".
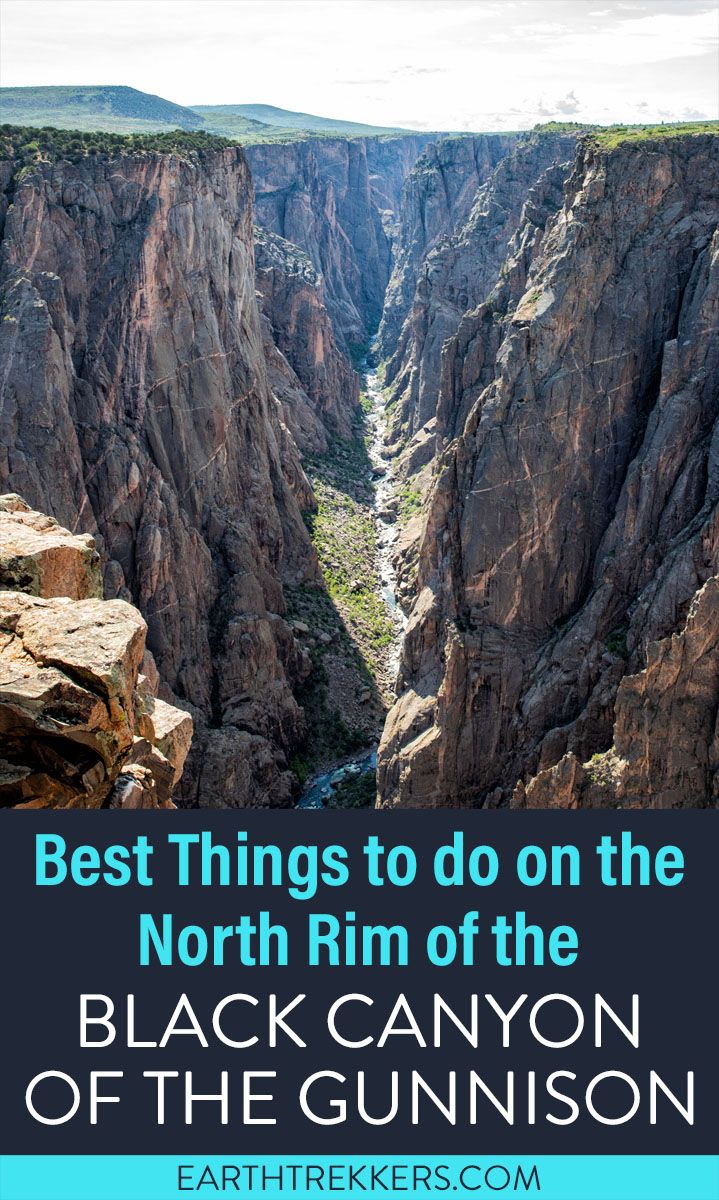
[{"left": 298, "top": 361, "right": 407, "bottom": 808}]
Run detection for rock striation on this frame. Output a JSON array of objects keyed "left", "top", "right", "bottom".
[
  {"left": 246, "top": 134, "right": 434, "bottom": 346},
  {"left": 377, "top": 134, "right": 518, "bottom": 369},
  {"left": 380, "top": 132, "right": 576, "bottom": 465},
  {"left": 378, "top": 133, "right": 719, "bottom": 809},
  {"left": 0, "top": 140, "right": 321, "bottom": 806},
  {"left": 3, "top": 122, "right": 718, "bottom": 812},
  {"left": 0, "top": 495, "right": 192, "bottom": 807},
  {"left": 254, "top": 226, "right": 359, "bottom": 450}
]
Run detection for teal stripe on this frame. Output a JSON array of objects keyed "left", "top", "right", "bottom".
[{"left": 0, "top": 1155, "right": 717, "bottom": 1200}]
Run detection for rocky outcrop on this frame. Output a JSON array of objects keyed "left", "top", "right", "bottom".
[
  {"left": 365, "top": 134, "right": 438, "bottom": 239},
  {"left": 246, "top": 134, "right": 434, "bottom": 346},
  {"left": 0, "top": 495, "right": 192, "bottom": 807},
  {"left": 5, "top": 121, "right": 716, "bottom": 813},
  {"left": 385, "top": 134, "right": 579, "bottom": 618},
  {"left": 378, "top": 133, "right": 719, "bottom": 809},
  {"left": 254, "top": 226, "right": 359, "bottom": 450},
  {"left": 0, "top": 494, "right": 102, "bottom": 599},
  {"left": 0, "top": 140, "right": 318, "bottom": 807},
  {"left": 515, "top": 576, "right": 719, "bottom": 809}
]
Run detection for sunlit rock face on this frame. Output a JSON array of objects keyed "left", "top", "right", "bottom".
[
  {"left": 0, "top": 495, "right": 192, "bottom": 808},
  {"left": 378, "top": 134, "right": 719, "bottom": 809},
  {"left": 2, "top": 124, "right": 717, "bottom": 811},
  {"left": 379, "top": 131, "right": 576, "bottom": 466},
  {"left": 0, "top": 144, "right": 317, "bottom": 806},
  {"left": 377, "top": 133, "right": 520, "bottom": 373},
  {"left": 254, "top": 226, "right": 360, "bottom": 451}
]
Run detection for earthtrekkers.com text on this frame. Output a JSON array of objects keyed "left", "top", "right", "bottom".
[{"left": 177, "top": 1161, "right": 541, "bottom": 1192}]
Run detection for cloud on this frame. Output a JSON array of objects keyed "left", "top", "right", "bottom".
[
  {"left": 536, "top": 90, "right": 583, "bottom": 118},
  {"left": 512, "top": 21, "right": 571, "bottom": 39},
  {"left": 390, "top": 65, "right": 446, "bottom": 77},
  {"left": 555, "top": 89, "right": 581, "bottom": 114},
  {"left": 1, "top": 0, "right": 716, "bottom": 134}
]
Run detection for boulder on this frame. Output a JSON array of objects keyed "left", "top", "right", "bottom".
[
  {"left": 0, "top": 495, "right": 101, "bottom": 600},
  {"left": 0, "top": 501, "right": 192, "bottom": 807}
]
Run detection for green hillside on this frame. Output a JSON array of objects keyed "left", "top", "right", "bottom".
[
  {"left": 591, "top": 120, "right": 719, "bottom": 149},
  {"left": 534, "top": 118, "right": 719, "bottom": 146},
  {"left": 192, "top": 103, "right": 413, "bottom": 138},
  {"left": 0, "top": 85, "right": 204, "bottom": 133},
  {"left": 0, "top": 86, "right": 417, "bottom": 143}
]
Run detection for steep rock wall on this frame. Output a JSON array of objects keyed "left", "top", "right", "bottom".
[
  {"left": 377, "top": 134, "right": 518, "bottom": 367},
  {"left": 378, "top": 134, "right": 719, "bottom": 808},
  {"left": 0, "top": 144, "right": 319, "bottom": 807},
  {"left": 381, "top": 132, "right": 577, "bottom": 462},
  {"left": 254, "top": 226, "right": 359, "bottom": 450},
  {"left": 246, "top": 134, "right": 433, "bottom": 345}
]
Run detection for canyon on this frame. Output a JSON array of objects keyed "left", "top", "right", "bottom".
[{"left": 0, "top": 120, "right": 717, "bottom": 808}]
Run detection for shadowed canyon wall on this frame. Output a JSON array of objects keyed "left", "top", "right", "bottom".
[
  {"left": 246, "top": 134, "right": 435, "bottom": 347},
  {"left": 0, "top": 144, "right": 323, "bottom": 806},
  {"left": 378, "top": 133, "right": 719, "bottom": 809},
  {"left": 0, "top": 131, "right": 431, "bottom": 806}
]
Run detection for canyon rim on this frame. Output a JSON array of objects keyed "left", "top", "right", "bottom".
[{"left": 1, "top": 69, "right": 718, "bottom": 809}]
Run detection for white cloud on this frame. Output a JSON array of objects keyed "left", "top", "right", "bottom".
[{"left": 555, "top": 90, "right": 582, "bottom": 115}]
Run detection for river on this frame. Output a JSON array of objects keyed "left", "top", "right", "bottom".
[{"left": 297, "top": 362, "right": 406, "bottom": 809}]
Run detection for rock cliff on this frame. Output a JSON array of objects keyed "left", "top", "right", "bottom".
[
  {"left": 378, "top": 133, "right": 719, "bottom": 809},
  {"left": 0, "top": 139, "right": 320, "bottom": 806},
  {"left": 0, "top": 495, "right": 192, "bottom": 807},
  {"left": 380, "top": 132, "right": 576, "bottom": 462},
  {"left": 377, "top": 134, "right": 518, "bottom": 370},
  {"left": 246, "top": 134, "right": 433, "bottom": 346},
  {"left": 254, "top": 225, "right": 359, "bottom": 450}
]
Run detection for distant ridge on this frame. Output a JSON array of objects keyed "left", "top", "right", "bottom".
[
  {"left": 0, "top": 85, "right": 417, "bottom": 142},
  {"left": 0, "top": 85, "right": 204, "bottom": 133},
  {"left": 192, "top": 102, "right": 413, "bottom": 138}
]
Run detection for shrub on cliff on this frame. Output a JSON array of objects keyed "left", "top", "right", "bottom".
[{"left": 0, "top": 123, "right": 235, "bottom": 166}]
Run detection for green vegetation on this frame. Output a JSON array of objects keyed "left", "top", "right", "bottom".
[
  {"left": 397, "top": 480, "right": 423, "bottom": 523},
  {"left": 346, "top": 340, "right": 370, "bottom": 372},
  {"left": 0, "top": 86, "right": 421, "bottom": 145},
  {"left": 0, "top": 85, "right": 203, "bottom": 134},
  {"left": 585, "top": 748, "right": 623, "bottom": 790},
  {"left": 326, "top": 769, "right": 377, "bottom": 809},
  {"left": 304, "top": 424, "right": 395, "bottom": 672},
  {"left": 284, "top": 379, "right": 397, "bottom": 783},
  {"left": 194, "top": 102, "right": 414, "bottom": 140},
  {"left": 533, "top": 121, "right": 594, "bottom": 135},
  {"left": 288, "top": 754, "right": 310, "bottom": 786},
  {"left": 0, "top": 123, "right": 234, "bottom": 166},
  {"left": 606, "top": 627, "right": 628, "bottom": 658},
  {"left": 284, "top": 578, "right": 376, "bottom": 775},
  {"left": 533, "top": 119, "right": 719, "bottom": 149},
  {"left": 590, "top": 121, "right": 719, "bottom": 150}
]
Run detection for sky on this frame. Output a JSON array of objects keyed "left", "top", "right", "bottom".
[{"left": 0, "top": 0, "right": 717, "bottom": 131}]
